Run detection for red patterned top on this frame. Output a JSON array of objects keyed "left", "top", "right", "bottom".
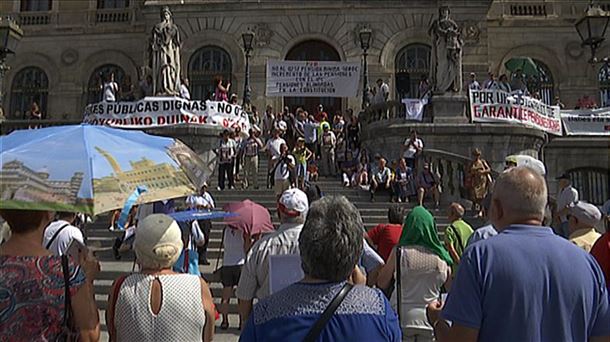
[{"left": 0, "top": 255, "right": 85, "bottom": 341}]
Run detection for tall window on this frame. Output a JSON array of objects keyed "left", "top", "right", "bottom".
[
  {"left": 395, "top": 44, "right": 431, "bottom": 100},
  {"left": 87, "top": 64, "right": 125, "bottom": 104},
  {"left": 21, "top": 0, "right": 52, "bottom": 11},
  {"left": 599, "top": 64, "right": 610, "bottom": 107},
  {"left": 97, "top": 0, "right": 129, "bottom": 9},
  {"left": 568, "top": 168, "right": 609, "bottom": 205},
  {"left": 188, "top": 46, "right": 232, "bottom": 101},
  {"left": 10, "top": 67, "right": 49, "bottom": 119}
]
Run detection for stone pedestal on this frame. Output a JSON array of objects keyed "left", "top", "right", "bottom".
[{"left": 431, "top": 93, "right": 469, "bottom": 124}]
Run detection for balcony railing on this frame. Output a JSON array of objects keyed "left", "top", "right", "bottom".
[
  {"left": 95, "top": 9, "right": 131, "bottom": 23},
  {"left": 508, "top": 3, "right": 548, "bottom": 16},
  {"left": 0, "top": 119, "right": 82, "bottom": 135},
  {"left": 19, "top": 12, "right": 51, "bottom": 26}
]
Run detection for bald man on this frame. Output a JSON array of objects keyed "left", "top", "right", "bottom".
[
  {"left": 427, "top": 167, "right": 610, "bottom": 342},
  {"left": 444, "top": 202, "right": 473, "bottom": 271}
]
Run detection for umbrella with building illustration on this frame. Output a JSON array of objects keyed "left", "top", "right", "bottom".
[{"left": 0, "top": 124, "right": 209, "bottom": 215}]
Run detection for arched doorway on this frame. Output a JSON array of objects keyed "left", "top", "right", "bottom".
[
  {"left": 284, "top": 40, "right": 342, "bottom": 117},
  {"left": 395, "top": 43, "right": 431, "bottom": 100},
  {"left": 10, "top": 66, "right": 49, "bottom": 119},
  {"left": 87, "top": 64, "right": 126, "bottom": 104},
  {"left": 188, "top": 46, "right": 232, "bottom": 101}
]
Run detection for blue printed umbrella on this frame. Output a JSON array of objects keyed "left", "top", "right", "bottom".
[{"left": 0, "top": 124, "right": 208, "bottom": 215}]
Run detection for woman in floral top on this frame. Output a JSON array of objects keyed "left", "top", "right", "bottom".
[{"left": 0, "top": 209, "right": 100, "bottom": 341}]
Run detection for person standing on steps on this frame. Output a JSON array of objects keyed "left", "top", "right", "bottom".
[
  {"left": 263, "top": 129, "right": 286, "bottom": 189},
  {"left": 242, "top": 127, "right": 264, "bottom": 190},
  {"left": 272, "top": 144, "right": 296, "bottom": 201},
  {"left": 554, "top": 173, "right": 579, "bottom": 238},
  {"left": 319, "top": 123, "right": 336, "bottom": 177},
  {"left": 186, "top": 183, "right": 215, "bottom": 265},
  {"left": 444, "top": 202, "right": 473, "bottom": 274},
  {"left": 218, "top": 224, "right": 246, "bottom": 330},
  {"left": 216, "top": 129, "right": 237, "bottom": 191},
  {"left": 400, "top": 129, "right": 423, "bottom": 170}
]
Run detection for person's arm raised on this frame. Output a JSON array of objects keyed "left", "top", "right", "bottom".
[
  {"left": 73, "top": 252, "right": 101, "bottom": 342},
  {"left": 199, "top": 278, "right": 215, "bottom": 342}
]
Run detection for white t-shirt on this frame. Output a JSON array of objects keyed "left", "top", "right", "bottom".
[
  {"left": 403, "top": 137, "right": 424, "bottom": 159},
  {"left": 275, "top": 155, "right": 295, "bottom": 180},
  {"left": 103, "top": 81, "right": 119, "bottom": 102},
  {"left": 374, "top": 82, "right": 389, "bottom": 104},
  {"left": 223, "top": 227, "right": 245, "bottom": 266},
  {"left": 180, "top": 84, "right": 191, "bottom": 100},
  {"left": 557, "top": 185, "right": 579, "bottom": 222},
  {"left": 186, "top": 192, "right": 215, "bottom": 209},
  {"left": 266, "top": 137, "right": 286, "bottom": 159},
  {"left": 43, "top": 220, "right": 85, "bottom": 256},
  {"left": 218, "top": 139, "right": 237, "bottom": 164}
]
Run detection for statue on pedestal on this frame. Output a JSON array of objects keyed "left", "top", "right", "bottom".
[
  {"left": 429, "top": 6, "right": 463, "bottom": 93},
  {"left": 150, "top": 6, "right": 182, "bottom": 96}
]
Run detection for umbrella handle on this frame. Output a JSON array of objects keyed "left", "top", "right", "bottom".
[{"left": 214, "top": 226, "right": 225, "bottom": 273}]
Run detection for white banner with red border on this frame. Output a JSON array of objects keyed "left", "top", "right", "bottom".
[
  {"left": 469, "top": 89, "right": 562, "bottom": 135},
  {"left": 83, "top": 97, "right": 250, "bottom": 131}
]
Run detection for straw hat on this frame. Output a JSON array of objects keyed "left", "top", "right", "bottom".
[{"left": 134, "top": 214, "right": 183, "bottom": 269}]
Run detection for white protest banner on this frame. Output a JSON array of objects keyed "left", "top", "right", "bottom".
[
  {"left": 561, "top": 108, "right": 610, "bottom": 136},
  {"left": 402, "top": 98, "right": 426, "bottom": 121},
  {"left": 83, "top": 97, "right": 250, "bottom": 131},
  {"left": 469, "top": 89, "right": 562, "bottom": 135},
  {"left": 266, "top": 60, "right": 360, "bottom": 97}
]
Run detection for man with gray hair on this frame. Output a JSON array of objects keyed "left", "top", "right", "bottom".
[
  {"left": 427, "top": 167, "right": 610, "bottom": 342},
  {"left": 240, "top": 196, "right": 401, "bottom": 341},
  {"left": 236, "top": 188, "right": 309, "bottom": 323}
]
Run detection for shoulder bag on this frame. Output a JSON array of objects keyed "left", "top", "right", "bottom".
[
  {"left": 45, "top": 224, "right": 70, "bottom": 250},
  {"left": 55, "top": 255, "right": 79, "bottom": 342},
  {"left": 303, "top": 282, "right": 354, "bottom": 342}
]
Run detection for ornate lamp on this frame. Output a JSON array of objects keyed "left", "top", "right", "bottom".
[
  {"left": 0, "top": 17, "right": 23, "bottom": 114},
  {"left": 359, "top": 27, "right": 372, "bottom": 109},
  {"left": 241, "top": 28, "right": 255, "bottom": 107},
  {"left": 575, "top": 2, "right": 610, "bottom": 62}
]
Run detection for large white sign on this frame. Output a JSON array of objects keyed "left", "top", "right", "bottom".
[
  {"left": 561, "top": 108, "right": 610, "bottom": 136},
  {"left": 469, "top": 89, "right": 562, "bottom": 135},
  {"left": 266, "top": 60, "right": 361, "bottom": 97},
  {"left": 83, "top": 97, "right": 250, "bottom": 131}
]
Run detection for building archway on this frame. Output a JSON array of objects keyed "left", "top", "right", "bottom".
[
  {"left": 284, "top": 40, "right": 342, "bottom": 116},
  {"left": 188, "top": 45, "right": 232, "bottom": 101},
  {"left": 10, "top": 66, "right": 49, "bottom": 119},
  {"left": 86, "top": 64, "right": 126, "bottom": 104},
  {"left": 395, "top": 43, "right": 431, "bottom": 100}
]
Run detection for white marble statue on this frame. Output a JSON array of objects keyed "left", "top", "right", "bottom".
[{"left": 150, "top": 6, "right": 182, "bottom": 96}]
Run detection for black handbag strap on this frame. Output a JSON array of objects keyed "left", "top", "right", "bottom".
[
  {"left": 45, "top": 223, "right": 70, "bottom": 250},
  {"left": 60, "top": 255, "right": 72, "bottom": 326},
  {"left": 303, "top": 282, "right": 354, "bottom": 342}
]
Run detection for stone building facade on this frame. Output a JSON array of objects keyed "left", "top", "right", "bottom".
[{"left": 1, "top": 0, "right": 608, "bottom": 203}]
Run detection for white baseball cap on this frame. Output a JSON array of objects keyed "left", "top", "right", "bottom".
[
  {"left": 279, "top": 188, "right": 309, "bottom": 217},
  {"left": 569, "top": 201, "right": 602, "bottom": 228},
  {"left": 134, "top": 214, "right": 183, "bottom": 268}
]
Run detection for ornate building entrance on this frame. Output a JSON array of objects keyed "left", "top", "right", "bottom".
[{"left": 284, "top": 40, "right": 342, "bottom": 116}]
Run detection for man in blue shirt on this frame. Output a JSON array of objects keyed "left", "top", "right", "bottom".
[{"left": 427, "top": 167, "right": 610, "bottom": 342}]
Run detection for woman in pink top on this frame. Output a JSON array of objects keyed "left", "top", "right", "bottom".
[{"left": 214, "top": 76, "right": 230, "bottom": 102}]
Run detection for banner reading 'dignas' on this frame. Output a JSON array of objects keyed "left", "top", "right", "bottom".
[
  {"left": 83, "top": 97, "right": 250, "bottom": 131},
  {"left": 469, "top": 89, "right": 562, "bottom": 135},
  {"left": 266, "top": 60, "right": 360, "bottom": 97}
]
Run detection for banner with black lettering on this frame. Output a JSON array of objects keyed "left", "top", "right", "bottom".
[
  {"left": 83, "top": 97, "right": 250, "bottom": 131},
  {"left": 266, "top": 60, "right": 360, "bottom": 97},
  {"left": 469, "top": 89, "right": 562, "bottom": 135},
  {"left": 561, "top": 108, "right": 610, "bottom": 135}
]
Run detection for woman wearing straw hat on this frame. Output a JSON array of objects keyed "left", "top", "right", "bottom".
[{"left": 106, "top": 214, "right": 215, "bottom": 342}]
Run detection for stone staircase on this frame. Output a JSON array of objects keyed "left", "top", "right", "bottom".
[{"left": 87, "top": 156, "right": 482, "bottom": 341}]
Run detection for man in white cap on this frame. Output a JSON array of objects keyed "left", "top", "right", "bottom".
[
  {"left": 568, "top": 201, "right": 602, "bottom": 252},
  {"left": 555, "top": 173, "right": 579, "bottom": 237},
  {"left": 236, "top": 188, "right": 309, "bottom": 323}
]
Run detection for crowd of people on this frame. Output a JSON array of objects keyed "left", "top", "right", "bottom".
[{"left": 1, "top": 156, "right": 610, "bottom": 341}]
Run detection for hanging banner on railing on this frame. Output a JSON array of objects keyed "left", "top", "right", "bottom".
[
  {"left": 561, "top": 108, "right": 610, "bottom": 136},
  {"left": 266, "top": 60, "right": 360, "bottom": 97},
  {"left": 469, "top": 89, "right": 562, "bottom": 135},
  {"left": 402, "top": 98, "right": 426, "bottom": 122},
  {"left": 83, "top": 97, "right": 250, "bottom": 131}
]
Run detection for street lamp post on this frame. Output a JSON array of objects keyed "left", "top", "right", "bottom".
[
  {"left": 575, "top": 1, "right": 610, "bottom": 63},
  {"left": 0, "top": 17, "right": 23, "bottom": 116},
  {"left": 241, "top": 28, "right": 255, "bottom": 109},
  {"left": 359, "top": 27, "right": 372, "bottom": 110}
]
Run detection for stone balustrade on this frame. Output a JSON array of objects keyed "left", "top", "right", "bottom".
[
  {"left": 95, "top": 9, "right": 131, "bottom": 23},
  {"left": 19, "top": 12, "right": 51, "bottom": 26},
  {"left": 506, "top": 3, "right": 549, "bottom": 17}
]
